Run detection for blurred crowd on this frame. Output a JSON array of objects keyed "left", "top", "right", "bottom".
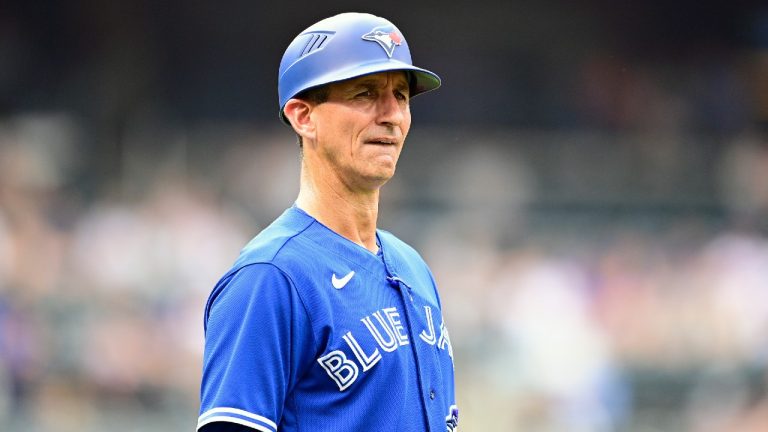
[
  {"left": 0, "top": 115, "right": 258, "bottom": 430},
  {"left": 0, "top": 112, "right": 767, "bottom": 431}
]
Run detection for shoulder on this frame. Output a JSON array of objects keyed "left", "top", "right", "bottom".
[
  {"left": 224, "top": 207, "right": 333, "bottom": 280},
  {"left": 233, "top": 208, "right": 315, "bottom": 269},
  {"left": 204, "top": 208, "right": 324, "bottom": 321},
  {"left": 204, "top": 262, "right": 295, "bottom": 327},
  {"left": 377, "top": 229, "right": 422, "bottom": 258},
  {"left": 377, "top": 229, "right": 444, "bottom": 304},
  {"left": 377, "top": 229, "right": 428, "bottom": 267},
  {"left": 378, "top": 229, "right": 436, "bottom": 284}
]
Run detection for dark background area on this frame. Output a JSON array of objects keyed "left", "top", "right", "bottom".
[{"left": 2, "top": 1, "right": 766, "bottom": 125}]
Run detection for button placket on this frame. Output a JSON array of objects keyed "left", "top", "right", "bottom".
[{"left": 386, "top": 274, "right": 434, "bottom": 428}]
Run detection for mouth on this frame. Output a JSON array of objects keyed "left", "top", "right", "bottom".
[{"left": 365, "top": 137, "right": 398, "bottom": 145}]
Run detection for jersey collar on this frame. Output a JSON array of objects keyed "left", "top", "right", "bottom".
[{"left": 289, "top": 204, "right": 385, "bottom": 270}]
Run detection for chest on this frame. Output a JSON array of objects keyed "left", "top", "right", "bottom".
[
  {"left": 296, "top": 263, "right": 454, "bottom": 390},
  {"left": 285, "top": 255, "right": 457, "bottom": 431}
]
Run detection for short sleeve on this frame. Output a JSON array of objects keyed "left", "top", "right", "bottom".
[{"left": 198, "top": 263, "right": 314, "bottom": 432}]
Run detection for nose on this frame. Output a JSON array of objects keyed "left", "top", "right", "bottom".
[{"left": 375, "top": 91, "right": 405, "bottom": 127}]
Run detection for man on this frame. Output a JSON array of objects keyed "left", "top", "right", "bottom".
[{"left": 198, "top": 12, "right": 458, "bottom": 432}]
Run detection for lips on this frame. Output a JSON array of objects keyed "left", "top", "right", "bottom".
[{"left": 365, "top": 137, "right": 397, "bottom": 145}]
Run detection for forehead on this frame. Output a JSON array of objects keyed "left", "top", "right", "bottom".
[{"left": 334, "top": 71, "right": 410, "bottom": 89}]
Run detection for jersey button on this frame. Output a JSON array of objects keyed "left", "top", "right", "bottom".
[{"left": 429, "top": 390, "right": 436, "bottom": 400}]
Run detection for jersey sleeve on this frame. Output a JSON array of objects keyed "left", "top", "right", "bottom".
[{"left": 198, "top": 263, "right": 315, "bottom": 432}]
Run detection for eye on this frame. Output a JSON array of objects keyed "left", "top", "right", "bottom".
[
  {"left": 395, "top": 91, "right": 409, "bottom": 102},
  {"left": 355, "top": 90, "right": 373, "bottom": 98}
]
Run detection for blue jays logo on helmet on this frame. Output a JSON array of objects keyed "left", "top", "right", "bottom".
[{"left": 361, "top": 27, "right": 402, "bottom": 58}]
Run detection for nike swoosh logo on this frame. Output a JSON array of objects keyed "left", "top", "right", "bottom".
[{"left": 331, "top": 271, "right": 355, "bottom": 289}]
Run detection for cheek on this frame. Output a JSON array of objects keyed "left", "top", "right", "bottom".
[
  {"left": 322, "top": 119, "right": 365, "bottom": 164},
  {"left": 339, "top": 125, "right": 363, "bottom": 160},
  {"left": 341, "top": 115, "right": 370, "bottom": 151}
]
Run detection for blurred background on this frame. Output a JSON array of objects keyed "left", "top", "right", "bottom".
[{"left": 2, "top": 1, "right": 768, "bottom": 431}]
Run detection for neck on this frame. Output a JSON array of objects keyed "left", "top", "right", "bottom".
[{"left": 296, "top": 164, "right": 381, "bottom": 254}]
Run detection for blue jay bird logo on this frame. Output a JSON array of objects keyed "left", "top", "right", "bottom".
[{"left": 362, "top": 27, "right": 402, "bottom": 58}]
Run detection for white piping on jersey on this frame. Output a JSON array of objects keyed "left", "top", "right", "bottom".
[
  {"left": 197, "top": 416, "right": 274, "bottom": 432},
  {"left": 198, "top": 407, "right": 277, "bottom": 431}
]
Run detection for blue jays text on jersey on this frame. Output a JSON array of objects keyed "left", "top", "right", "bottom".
[{"left": 198, "top": 205, "right": 458, "bottom": 432}]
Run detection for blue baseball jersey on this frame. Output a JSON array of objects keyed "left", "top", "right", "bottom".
[{"left": 198, "top": 205, "right": 458, "bottom": 432}]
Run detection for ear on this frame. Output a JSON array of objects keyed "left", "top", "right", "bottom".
[{"left": 283, "top": 99, "right": 316, "bottom": 142}]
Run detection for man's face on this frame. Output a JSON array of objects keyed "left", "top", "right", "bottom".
[{"left": 309, "top": 71, "right": 411, "bottom": 192}]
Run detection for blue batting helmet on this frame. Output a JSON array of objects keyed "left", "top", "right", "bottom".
[{"left": 278, "top": 12, "right": 441, "bottom": 124}]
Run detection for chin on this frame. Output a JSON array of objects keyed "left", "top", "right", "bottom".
[
  {"left": 375, "top": 164, "right": 397, "bottom": 180},
  {"left": 361, "top": 169, "right": 395, "bottom": 188}
]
